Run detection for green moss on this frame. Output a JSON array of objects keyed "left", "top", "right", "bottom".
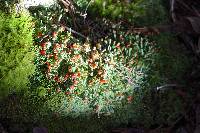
[
  {"left": 87, "top": 0, "right": 145, "bottom": 21},
  {"left": 150, "top": 33, "right": 191, "bottom": 84},
  {"left": 76, "top": 0, "right": 166, "bottom": 25},
  {"left": 0, "top": 11, "right": 35, "bottom": 99}
]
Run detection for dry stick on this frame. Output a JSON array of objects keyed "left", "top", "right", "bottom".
[
  {"left": 64, "top": 25, "right": 87, "bottom": 38},
  {"left": 156, "top": 84, "right": 182, "bottom": 91},
  {"left": 81, "top": 0, "right": 94, "bottom": 21},
  {"left": 59, "top": 0, "right": 78, "bottom": 30},
  {"left": 39, "top": 25, "right": 87, "bottom": 43},
  {"left": 170, "top": 0, "right": 176, "bottom": 22},
  {"left": 152, "top": 83, "right": 193, "bottom": 132}
]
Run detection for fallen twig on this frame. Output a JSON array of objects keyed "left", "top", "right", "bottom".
[{"left": 156, "top": 84, "right": 182, "bottom": 91}]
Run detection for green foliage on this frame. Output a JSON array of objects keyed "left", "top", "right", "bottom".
[
  {"left": 134, "top": 0, "right": 168, "bottom": 26},
  {"left": 147, "top": 33, "right": 191, "bottom": 85},
  {"left": 32, "top": 23, "right": 158, "bottom": 114},
  {"left": 87, "top": 0, "right": 145, "bottom": 21},
  {"left": 28, "top": 0, "right": 189, "bottom": 120},
  {"left": 0, "top": 1, "right": 190, "bottom": 132},
  {"left": 0, "top": 0, "right": 24, "bottom": 13},
  {"left": 0, "top": 86, "right": 185, "bottom": 132},
  {"left": 74, "top": 0, "right": 90, "bottom": 9},
  {"left": 76, "top": 0, "right": 167, "bottom": 24},
  {"left": 28, "top": 3, "right": 160, "bottom": 115},
  {"left": 0, "top": 11, "right": 35, "bottom": 99},
  {"left": 29, "top": 4, "right": 63, "bottom": 29}
]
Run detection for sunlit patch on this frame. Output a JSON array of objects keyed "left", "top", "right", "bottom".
[
  {"left": 33, "top": 24, "right": 158, "bottom": 115},
  {"left": 21, "top": 0, "right": 56, "bottom": 8}
]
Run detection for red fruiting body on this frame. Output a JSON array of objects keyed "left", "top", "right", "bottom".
[
  {"left": 71, "top": 73, "right": 76, "bottom": 79},
  {"left": 127, "top": 96, "right": 133, "bottom": 103},
  {"left": 40, "top": 50, "right": 46, "bottom": 55},
  {"left": 53, "top": 54, "right": 58, "bottom": 60},
  {"left": 65, "top": 91, "right": 70, "bottom": 95},
  {"left": 48, "top": 54, "right": 53, "bottom": 59},
  {"left": 54, "top": 76, "right": 59, "bottom": 82},
  {"left": 46, "top": 62, "right": 51, "bottom": 69},
  {"left": 52, "top": 32, "right": 57, "bottom": 38},
  {"left": 100, "top": 79, "right": 108, "bottom": 84},
  {"left": 37, "top": 32, "right": 43, "bottom": 37},
  {"left": 77, "top": 72, "right": 81, "bottom": 78},
  {"left": 95, "top": 105, "right": 99, "bottom": 111},
  {"left": 46, "top": 62, "right": 50, "bottom": 66},
  {"left": 70, "top": 85, "right": 75, "bottom": 90},
  {"left": 116, "top": 44, "right": 120, "bottom": 49},
  {"left": 64, "top": 74, "right": 69, "bottom": 80},
  {"left": 40, "top": 42, "right": 46, "bottom": 48},
  {"left": 73, "top": 80, "right": 78, "bottom": 85},
  {"left": 53, "top": 46, "right": 56, "bottom": 50},
  {"left": 68, "top": 66, "right": 72, "bottom": 72}
]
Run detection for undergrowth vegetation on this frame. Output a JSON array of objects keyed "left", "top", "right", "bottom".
[
  {"left": 0, "top": 10, "right": 35, "bottom": 99},
  {"left": 0, "top": 0, "right": 191, "bottom": 132},
  {"left": 32, "top": 25, "right": 159, "bottom": 114}
]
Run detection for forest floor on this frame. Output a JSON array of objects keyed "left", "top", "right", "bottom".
[{"left": 1, "top": 0, "right": 200, "bottom": 133}]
